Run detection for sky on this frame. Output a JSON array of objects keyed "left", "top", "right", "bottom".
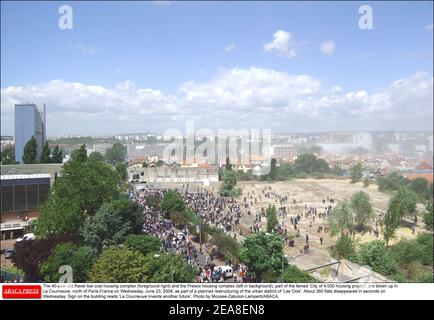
[{"left": 1, "top": 0, "right": 433, "bottom": 136}]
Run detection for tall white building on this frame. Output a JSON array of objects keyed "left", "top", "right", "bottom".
[{"left": 14, "top": 103, "right": 46, "bottom": 163}]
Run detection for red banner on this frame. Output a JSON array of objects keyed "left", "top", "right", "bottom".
[{"left": 2, "top": 285, "right": 41, "bottom": 299}]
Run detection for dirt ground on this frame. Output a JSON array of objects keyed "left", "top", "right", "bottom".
[{"left": 230, "top": 179, "right": 425, "bottom": 271}]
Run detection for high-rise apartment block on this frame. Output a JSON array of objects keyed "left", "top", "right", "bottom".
[{"left": 14, "top": 103, "right": 46, "bottom": 163}]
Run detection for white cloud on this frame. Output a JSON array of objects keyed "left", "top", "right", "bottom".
[
  {"left": 1, "top": 69, "right": 432, "bottom": 135},
  {"left": 331, "top": 86, "right": 343, "bottom": 93},
  {"left": 178, "top": 67, "right": 320, "bottom": 112},
  {"left": 225, "top": 43, "right": 236, "bottom": 52},
  {"left": 264, "top": 30, "right": 308, "bottom": 59},
  {"left": 76, "top": 43, "right": 96, "bottom": 55},
  {"left": 320, "top": 41, "right": 335, "bottom": 55}
]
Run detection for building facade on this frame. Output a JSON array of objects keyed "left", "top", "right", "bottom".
[
  {"left": 127, "top": 164, "right": 219, "bottom": 186},
  {"left": 14, "top": 103, "right": 46, "bottom": 163},
  {"left": 1, "top": 164, "right": 61, "bottom": 239}
]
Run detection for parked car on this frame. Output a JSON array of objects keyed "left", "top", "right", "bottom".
[
  {"left": 4, "top": 249, "right": 14, "bottom": 259},
  {"left": 16, "top": 233, "right": 34, "bottom": 243}
]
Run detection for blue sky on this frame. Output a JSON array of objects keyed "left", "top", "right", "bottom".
[{"left": 1, "top": 1, "right": 433, "bottom": 136}]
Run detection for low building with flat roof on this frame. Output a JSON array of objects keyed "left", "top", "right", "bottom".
[
  {"left": 127, "top": 164, "right": 219, "bottom": 186},
  {"left": 0, "top": 164, "right": 62, "bottom": 239}
]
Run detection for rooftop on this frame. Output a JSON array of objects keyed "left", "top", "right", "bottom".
[{"left": 0, "top": 163, "right": 63, "bottom": 176}]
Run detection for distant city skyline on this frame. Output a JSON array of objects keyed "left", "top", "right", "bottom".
[{"left": 1, "top": 1, "right": 433, "bottom": 136}]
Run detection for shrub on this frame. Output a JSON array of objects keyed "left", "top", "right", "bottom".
[
  {"left": 210, "top": 232, "right": 240, "bottom": 262},
  {"left": 331, "top": 235, "right": 357, "bottom": 260},
  {"left": 283, "top": 265, "right": 318, "bottom": 283},
  {"left": 89, "top": 247, "right": 149, "bottom": 283},
  {"left": 359, "top": 240, "right": 397, "bottom": 276},
  {"left": 40, "top": 242, "right": 94, "bottom": 283},
  {"left": 124, "top": 234, "right": 161, "bottom": 256}
]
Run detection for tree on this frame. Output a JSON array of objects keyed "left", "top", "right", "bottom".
[
  {"left": 274, "top": 163, "right": 295, "bottom": 181},
  {"left": 88, "top": 247, "right": 149, "bottom": 283},
  {"left": 395, "top": 187, "right": 418, "bottom": 220},
  {"left": 171, "top": 211, "right": 189, "bottom": 227},
  {"left": 11, "top": 234, "right": 78, "bottom": 281},
  {"left": 350, "top": 191, "right": 373, "bottom": 231},
  {"left": 80, "top": 198, "right": 144, "bottom": 252},
  {"left": 382, "top": 195, "right": 403, "bottom": 245},
  {"left": 328, "top": 201, "right": 353, "bottom": 237},
  {"left": 210, "top": 232, "right": 240, "bottom": 262},
  {"left": 349, "top": 162, "right": 363, "bottom": 183},
  {"left": 409, "top": 177, "right": 429, "bottom": 197},
  {"left": 225, "top": 157, "right": 232, "bottom": 171},
  {"left": 70, "top": 144, "right": 88, "bottom": 162},
  {"left": 331, "top": 234, "right": 356, "bottom": 260},
  {"left": 426, "top": 183, "right": 433, "bottom": 201},
  {"left": 144, "top": 193, "right": 162, "bottom": 210},
  {"left": 40, "top": 141, "right": 51, "bottom": 163},
  {"left": 423, "top": 201, "right": 433, "bottom": 231},
  {"left": 240, "top": 232, "right": 284, "bottom": 281},
  {"left": 282, "top": 265, "right": 318, "bottom": 283},
  {"left": 35, "top": 160, "right": 121, "bottom": 237},
  {"left": 297, "top": 145, "right": 322, "bottom": 155},
  {"left": 391, "top": 233, "right": 433, "bottom": 268},
  {"left": 293, "top": 153, "right": 329, "bottom": 174},
  {"left": 147, "top": 253, "right": 196, "bottom": 283},
  {"left": 105, "top": 142, "right": 126, "bottom": 164},
  {"left": 22, "top": 136, "right": 37, "bottom": 164},
  {"left": 88, "top": 151, "right": 105, "bottom": 162},
  {"left": 379, "top": 185, "right": 417, "bottom": 233},
  {"left": 330, "top": 165, "right": 344, "bottom": 177},
  {"left": 219, "top": 169, "right": 240, "bottom": 197},
  {"left": 124, "top": 234, "right": 161, "bottom": 256},
  {"left": 266, "top": 204, "right": 278, "bottom": 233},
  {"left": 161, "top": 191, "right": 185, "bottom": 218},
  {"left": 115, "top": 162, "right": 128, "bottom": 183},
  {"left": 376, "top": 172, "right": 410, "bottom": 192},
  {"left": 40, "top": 242, "right": 94, "bottom": 283},
  {"left": 267, "top": 158, "right": 278, "bottom": 180},
  {"left": 0, "top": 146, "right": 17, "bottom": 165},
  {"left": 51, "top": 145, "right": 64, "bottom": 163}
]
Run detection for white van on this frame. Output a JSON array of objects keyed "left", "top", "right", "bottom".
[
  {"left": 216, "top": 266, "right": 233, "bottom": 279},
  {"left": 16, "top": 233, "right": 35, "bottom": 242}
]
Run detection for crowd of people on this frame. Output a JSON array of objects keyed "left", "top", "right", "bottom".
[
  {"left": 182, "top": 189, "right": 242, "bottom": 234},
  {"left": 130, "top": 183, "right": 340, "bottom": 282},
  {"left": 130, "top": 185, "right": 249, "bottom": 282},
  {"left": 131, "top": 187, "right": 201, "bottom": 269}
]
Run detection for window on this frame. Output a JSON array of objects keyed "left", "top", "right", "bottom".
[
  {"left": 14, "top": 185, "right": 27, "bottom": 211},
  {"left": 26, "top": 184, "right": 39, "bottom": 209},
  {"left": 1, "top": 186, "right": 14, "bottom": 212}
]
